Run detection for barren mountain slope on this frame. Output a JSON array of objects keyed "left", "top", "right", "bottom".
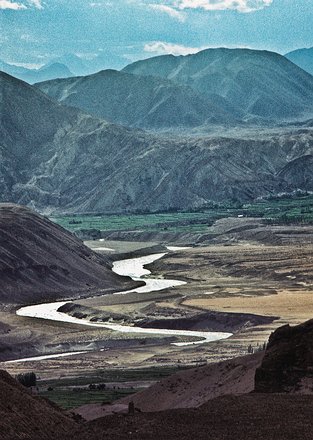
[
  {"left": 73, "top": 352, "right": 263, "bottom": 421},
  {"left": 0, "top": 204, "right": 137, "bottom": 304},
  {"left": 36, "top": 69, "right": 236, "bottom": 129},
  {"left": 0, "top": 370, "right": 78, "bottom": 440},
  {"left": 2, "top": 71, "right": 313, "bottom": 213},
  {"left": 124, "top": 48, "right": 313, "bottom": 121}
]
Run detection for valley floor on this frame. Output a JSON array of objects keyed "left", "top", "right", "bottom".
[{"left": 2, "top": 218, "right": 313, "bottom": 408}]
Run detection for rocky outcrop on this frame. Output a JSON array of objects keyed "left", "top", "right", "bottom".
[{"left": 255, "top": 319, "right": 313, "bottom": 393}]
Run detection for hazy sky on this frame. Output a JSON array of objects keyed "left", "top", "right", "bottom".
[{"left": 1, "top": 0, "right": 312, "bottom": 66}]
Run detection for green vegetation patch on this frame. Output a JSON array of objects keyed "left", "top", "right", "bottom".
[
  {"left": 40, "top": 388, "right": 137, "bottom": 410},
  {"left": 39, "top": 366, "right": 189, "bottom": 388},
  {"left": 52, "top": 193, "right": 313, "bottom": 236},
  {"left": 38, "top": 366, "right": 190, "bottom": 409}
]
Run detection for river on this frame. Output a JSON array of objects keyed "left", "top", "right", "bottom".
[{"left": 13, "top": 252, "right": 232, "bottom": 362}]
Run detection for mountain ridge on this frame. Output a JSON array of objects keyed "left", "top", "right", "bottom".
[
  {"left": 123, "top": 47, "right": 313, "bottom": 122},
  {"left": 285, "top": 47, "right": 313, "bottom": 76},
  {"left": 36, "top": 69, "right": 237, "bottom": 129},
  {"left": 2, "top": 71, "right": 313, "bottom": 214}
]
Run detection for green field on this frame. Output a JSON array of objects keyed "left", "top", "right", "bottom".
[
  {"left": 38, "top": 366, "right": 189, "bottom": 409},
  {"left": 51, "top": 193, "right": 313, "bottom": 235},
  {"left": 39, "top": 388, "right": 138, "bottom": 410},
  {"left": 39, "top": 366, "right": 187, "bottom": 388},
  {"left": 244, "top": 194, "right": 313, "bottom": 224},
  {"left": 51, "top": 210, "right": 229, "bottom": 234}
]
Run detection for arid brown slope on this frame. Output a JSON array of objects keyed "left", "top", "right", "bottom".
[
  {"left": 0, "top": 204, "right": 138, "bottom": 304},
  {"left": 0, "top": 370, "right": 78, "bottom": 440},
  {"left": 255, "top": 319, "right": 313, "bottom": 393},
  {"left": 89, "top": 394, "right": 313, "bottom": 440},
  {"left": 119, "top": 352, "right": 262, "bottom": 412},
  {"left": 3, "top": 367, "right": 313, "bottom": 440},
  {"left": 72, "top": 352, "right": 263, "bottom": 421}
]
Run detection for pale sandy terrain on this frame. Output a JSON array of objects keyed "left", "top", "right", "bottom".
[{"left": 184, "top": 290, "right": 313, "bottom": 326}]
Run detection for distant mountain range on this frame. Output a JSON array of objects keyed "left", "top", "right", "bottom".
[
  {"left": 33, "top": 48, "right": 313, "bottom": 128},
  {"left": 285, "top": 47, "right": 313, "bottom": 76},
  {"left": 36, "top": 69, "right": 236, "bottom": 129},
  {"left": 43, "top": 52, "right": 128, "bottom": 76},
  {"left": 0, "top": 60, "right": 73, "bottom": 84},
  {"left": 1, "top": 70, "right": 313, "bottom": 214},
  {"left": 123, "top": 48, "right": 313, "bottom": 123},
  {"left": 0, "top": 52, "right": 129, "bottom": 84}
]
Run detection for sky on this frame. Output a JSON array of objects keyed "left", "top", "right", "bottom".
[{"left": 1, "top": 0, "right": 312, "bottom": 67}]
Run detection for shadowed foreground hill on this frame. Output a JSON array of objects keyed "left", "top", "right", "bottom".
[
  {"left": 90, "top": 394, "right": 313, "bottom": 440},
  {"left": 0, "top": 204, "right": 137, "bottom": 304},
  {"left": 2, "top": 368, "right": 313, "bottom": 440},
  {"left": 3, "top": 315, "right": 313, "bottom": 440},
  {"left": 0, "top": 370, "right": 78, "bottom": 440}
]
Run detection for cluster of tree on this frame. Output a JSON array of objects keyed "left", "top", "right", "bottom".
[
  {"left": 264, "top": 215, "right": 313, "bottom": 225},
  {"left": 88, "top": 383, "right": 107, "bottom": 391},
  {"left": 247, "top": 341, "right": 267, "bottom": 354},
  {"left": 16, "top": 372, "right": 37, "bottom": 388}
]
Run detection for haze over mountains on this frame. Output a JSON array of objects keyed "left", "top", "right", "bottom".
[
  {"left": 123, "top": 48, "right": 313, "bottom": 122},
  {"left": 37, "top": 69, "right": 236, "bottom": 129},
  {"left": 0, "top": 73, "right": 313, "bottom": 214},
  {"left": 35, "top": 48, "right": 313, "bottom": 130},
  {"left": 285, "top": 47, "right": 313, "bottom": 76},
  {"left": 0, "top": 52, "right": 129, "bottom": 84},
  {"left": 0, "top": 60, "right": 74, "bottom": 84},
  {"left": 1, "top": 47, "right": 313, "bottom": 214}
]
